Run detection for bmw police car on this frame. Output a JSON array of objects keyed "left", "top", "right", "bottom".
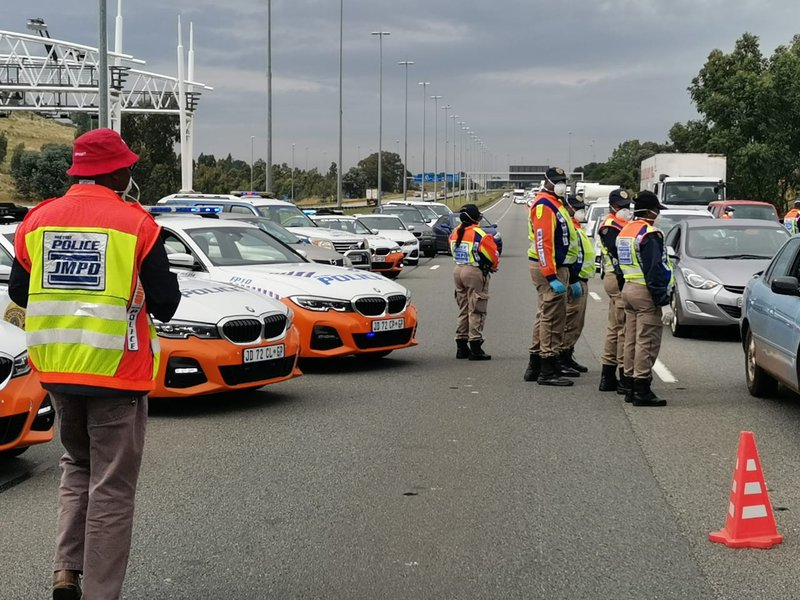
[
  {"left": 150, "top": 208, "right": 418, "bottom": 359},
  {"left": 0, "top": 222, "right": 301, "bottom": 399}
]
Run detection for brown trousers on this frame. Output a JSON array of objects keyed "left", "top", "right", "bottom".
[
  {"left": 564, "top": 280, "right": 588, "bottom": 349},
  {"left": 51, "top": 391, "right": 148, "bottom": 600},
  {"left": 622, "top": 283, "right": 663, "bottom": 379},
  {"left": 602, "top": 274, "right": 626, "bottom": 366},
  {"left": 454, "top": 264, "right": 490, "bottom": 341},
  {"left": 529, "top": 265, "right": 569, "bottom": 358}
]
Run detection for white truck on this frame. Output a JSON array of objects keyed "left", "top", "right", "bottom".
[
  {"left": 640, "top": 153, "right": 727, "bottom": 210},
  {"left": 575, "top": 182, "right": 621, "bottom": 203}
]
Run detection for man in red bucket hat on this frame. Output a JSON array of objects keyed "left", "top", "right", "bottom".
[{"left": 9, "top": 128, "right": 181, "bottom": 600}]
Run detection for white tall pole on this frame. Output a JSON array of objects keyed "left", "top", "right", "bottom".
[
  {"left": 451, "top": 115, "right": 459, "bottom": 196},
  {"left": 372, "top": 31, "right": 390, "bottom": 207},
  {"left": 337, "top": 0, "right": 343, "bottom": 208},
  {"left": 398, "top": 60, "right": 414, "bottom": 201},
  {"left": 109, "top": 0, "right": 124, "bottom": 133},
  {"left": 177, "top": 17, "right": 189, "bottom": 191},
  {"left": 291, "top": 143, "right": 295, "bottom": 202},
  {"left": 265, "top": 0, "right": 273, "bottom": 193},
  {"left": 114, "top": 0, "right": 123, "bottom": 66},
  {"left": 186, "top": 22, "right": 195, "bottom": 191},
  {"left": 250, "top": 136, "right": 255, "bottom": 191},
  {"left": 430, "top": 94, "right": 442, "bottom": 200},
  {"left": 418, "top": 81, "right": 430, "bottom": 198},
  {"left": 441, "top": 105, "right": 450, "bottom": 200},
  {"left": 98, "top": 0, "right": 109, "bottom": 128}
]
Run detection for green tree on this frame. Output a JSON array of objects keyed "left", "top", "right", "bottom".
[
  {"left": 358, "top": 152, "right": 405, "bottom": 192},
  {"left": 598, "top": 139, "right": 672, "bottom": 191},
  {"left": 121, "top": 112, "right": 181, "bottom": 203}
]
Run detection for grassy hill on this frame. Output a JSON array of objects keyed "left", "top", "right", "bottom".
[{"left": 0, "top": 112, "right": 77, "bottom": 201}]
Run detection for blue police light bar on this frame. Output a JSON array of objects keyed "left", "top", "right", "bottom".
[
  {"left": 302, "top": 209, "right": 317, "bottom": 216},
  {"left": 146, "top": 206, "right": 222, "bottom": 214}
]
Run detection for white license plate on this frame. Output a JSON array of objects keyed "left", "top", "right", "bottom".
[
  {"left": 243, "top": 344, "right": 285, "bottom": 364},
  {"left": 737, "top": 296, "right": 743, "bottom": 307},
  {"left": 372, "top": 318, "right": 404, "bottom": 332}
]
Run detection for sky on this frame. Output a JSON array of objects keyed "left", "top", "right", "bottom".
[{"left": 3, "top": 0, "right": 800, "bottom": 175}]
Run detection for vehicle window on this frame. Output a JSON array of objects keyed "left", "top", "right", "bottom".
[
  {"left": 655, "top": 212, "right": 713, "bottom": 231},
  {"left": 161, "top": 231, "right": 192, "bottom": 255},
  {"left": 725, "top": 205, "right": 779, "bottom": 221},
  {"left": 3, "top": 233, "right": 16, "bottom": 245},
  {"left": 257, "top": 205, "right": 316, "bottom": 228},
  {"left": 479, "top": 217, "right": 494, "bottom": 228},
  {"left": 686, "top": 226, "right": 789, "bottom": 260},
  {"left": 427, "top": 205, "right": 450, "bottom": 217},
  {"left": 187, "top": 227, "right": 306, "bottom": 266},
  {"left": 253, "top": 220, "right": 301, "bottom": 245},
  {"left": 665, "top": 226, "right": 681, "bottom": 252},
  {"left": 359, "top": 216, "right": 405, "bottom": 231},
  {"left": 230, "top": 205, "right": 254, "bottom": 215},
  {"left": 0, "top": 246, "right": 12, "bottom": 269},
  {"left": 663, "top": 182, "right": 721, "bottom": 205},
  {"left": 416, "top": 205, "right": 438, "bottom": 220},
  {"left": 763, "top": 238, "right": 800, "bottom": 283},
  {"left": 434, "top": 216, "right": 447, "bottom": 228},
  {"left": 382, "top": 208, "right": 425, "bottom": 225}
]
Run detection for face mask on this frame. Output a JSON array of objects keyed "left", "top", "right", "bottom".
[
  {"left": 117, "top": 177, "right": 141, "bottom": 203},
  {"left": 553, "top": 182, "right": 567, "bottom": 198},
  {"left": 574, "top": 209, "right": 586, "bottom": 222},
  {"left": 615, "top": 208, "right": 632, "bottom": 221}
]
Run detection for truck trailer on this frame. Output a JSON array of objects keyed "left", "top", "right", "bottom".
[{"left": 640, "top": 153, "right": 727, "bottom": 210}]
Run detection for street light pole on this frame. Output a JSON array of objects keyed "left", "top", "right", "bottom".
[
  {"left": 568, "top": 130, "right": 572, "bottom": 181},
  {"left": 441, "top": 104, "right": 450, "bottom": 199},
  {"left": 372, "top": 31, "right": 391, "bottom": 207},
  {"left": 451, "top": 115, "right": 459, "bottom": 196},
  {"left": 291, "top": 143, "right": 295, "bottom": 203},
  {"left": 266, "top": 0, "right": 273, "bottom": 193},
  {"left": 398, "top": 60, "right": 414, "bottom": 201},
  {"left": 98, "top": 0, "right": 109, "bottom": 128},
  {"left": 418, "top": 81, "right": 430, "bottom": 198},
  {"left": 337, "top": 0, "right": 343, "bottom": 208},
  {"left": 430, "top": 95, "right": 442, "bottom": 200},
  {"left": 250, "top": 136, "right": 255, "bottom": 191}
]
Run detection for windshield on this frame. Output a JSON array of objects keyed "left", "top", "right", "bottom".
[
  {"left": 358, "top": 216, "right": 406, "bottom": 231},
  {"left": 415, "top": 205, "right": 439, "bottom": 221},
  {"left": 0, "top": 245, "right": 12, "bottom": 269},
  {"left": 588, "top": 205, "right": 610, "bottom": 222},
  {"left": 315, "top": 218, "right": 373, "bottom": 235},
  {"left": 664, "top": 182, "right": 721, "bottom": 206},
  {"left": 426, "top": 204, "right": 450, "bottom": 217},
  {"left": 722, "top": 205, "right": 778, "bottom": 221},
  {"left": 2, "top": 233, "right": 13, "bottom": 245},
  {"left": 384, "top": 208, "right": 425, "bottom": 225},
  {"left": 655, "top": 213, "right": 712, "bottom": 231},
  {"left": 250, "top": 220, "right": 302, "bottom": 244},
  {"left": 255, "top": 205, "right": 316, "bottom": 228},
  {"left": 187, "top": 226, "right": 306, "bottom": 266},
  {"left": 686, "top": 226, "right": 788, "bottom": 259}
]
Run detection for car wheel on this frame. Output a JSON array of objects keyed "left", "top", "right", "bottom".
[
  {"left": 670, "top": 292, "right": 689, "bottom": 338},
  {"left": 0, "top": 447, "right": 29, "bottom": 459},
  {"left": 745, "top": 330, "right": 778, "bottom": 397},
  {"left": 383, "top": 271, "right": 400, "bottom": 279}
]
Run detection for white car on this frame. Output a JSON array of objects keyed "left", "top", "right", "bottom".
[
  {"left": 310, "top": 214, "right": 406, "bottom": 278},
  {"left": 153, "top": 214, "right": 419, "bottom": 359},
  {"left": 0, "top": 222, "right": 302, "bottom": 398},
  {"left": 355, "top": 214, "right": 420, "bottom": 266},
  {"left": 384, "top": 200, "right": 451, "bottom": 221},
  {"left": 512, "top": 189, "right": 527, "bottom": 204},
  {"left": 157, "top": 194, "right": 372, "bottom": 270},
  {"left": 583, "top": 200, "right": 610, "bottom": 239}
]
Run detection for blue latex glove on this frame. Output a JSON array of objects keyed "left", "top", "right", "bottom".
[
  {"left": 549, "top": 280, "right": 567, "bottom": 294},
  {"left": 570, "top": 282, "right": 583, "bottom": 299}
]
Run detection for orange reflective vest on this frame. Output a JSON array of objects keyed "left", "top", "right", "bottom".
[
  {"left": 449, "top": 225, "right": 499, "bottom": 271},
  {"left": 528, "top": 191, "right": 579, "bottom": 278},
  {"left": 784, "top": 208, "right": 800, "bottom": 234},
  {"left": 15, "top": 184, "right": 163, "bottom": 392}
]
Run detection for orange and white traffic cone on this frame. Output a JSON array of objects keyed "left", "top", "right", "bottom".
[{"left": 709, "top": 431, "right": 783, "bottom": 549}]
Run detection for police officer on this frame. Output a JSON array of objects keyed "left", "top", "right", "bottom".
[
  {"left": 562, "top": 194, "right": 596, "bottom": 373},
  {"left": 616, "top": 191, "right": 672, "bottom": 407},
  {"left": 9, "top": 128, "right": 181, "bottom": 599},
  {"left": 524, "top": 167, "right": 581, "bottom": 386},
  {"left": 597, "top": 189, "right": 632, "bottom": 392},
  {"left": 450, "top": 204, "right": 500, "bottom": 360},
  {"left": 783, "top": 197, "right": 800, "bottom": 234}
]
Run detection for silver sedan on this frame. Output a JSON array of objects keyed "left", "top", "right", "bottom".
[{"left": 665, "top": 218, "right": 790, "bottom": 337}]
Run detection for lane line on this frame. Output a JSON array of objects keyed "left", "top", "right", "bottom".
[
  {"left": 653, "top": 359, "right": 677, "bottom": 383},
  {"left": 430, "top": 265, "right": 440, "bottom": 271},
  {"left": 589, "top": 292, "right": 602, "bottom": 302}
]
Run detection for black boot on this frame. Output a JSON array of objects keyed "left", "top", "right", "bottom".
[
  {"left": 468, "top": 340, "right": 491, "bottom": 361},
  {"left": 632, "top": 377, "right": 666, "bottom": 407},
  {"left": 555, "top": 354, "right": 580, "bottom": 377},
  {"left": 564, "top": 347, "right": 588, "bottom": 373},
  {"left": 616, "top": 368, "right": 632, "bottom": 397},
  {"left": 598, "top": 364, "right": 618, "bottom": 392},
  {"left": 537, "top": 356, "right": 574, "bottom": 387},
  {"left": 523, "top": 354, "right": 541, "bottom": 381},
  {"left": 456, "top": 339, "right": 470, "bottom": 359}
]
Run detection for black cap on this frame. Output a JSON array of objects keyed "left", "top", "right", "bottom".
[
  {"left": 566, "top": 194, "right": 585, "bottom": 209},
  {"left": 634, "top": 190, "right": 667, "bottom": 213},
  {"left": 608, "top": 188, "right": 631, "bottom": 207},
  {"left": 459, "top": 203, "right": 482, "bottom": 223},
  {"left": 545, "top": 167, "right": 568, "bottom": 184}
]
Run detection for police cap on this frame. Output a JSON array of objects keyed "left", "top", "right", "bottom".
[
  {"left": 608, "top": 188, "right": 631, "bottom": 207},
  {"left": 545, "top": 167, "right": 568, "bottom": 184},
  {"left": 566, "top": 194, "right": 585, "bottom": 210}
]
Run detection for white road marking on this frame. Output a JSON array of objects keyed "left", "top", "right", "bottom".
[
  {"left": 653, "top": 359, "right": 677, "bottom": 383},
  {"left": 589, "top": 292, "right": 602, "bottom": 302},
  {"left": 430, "top": 265, "right": 440, "bottom": 270}
]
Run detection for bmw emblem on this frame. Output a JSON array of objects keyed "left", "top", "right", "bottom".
[{"left": 245, "top": 306, "right": 256, "bottom": 313}]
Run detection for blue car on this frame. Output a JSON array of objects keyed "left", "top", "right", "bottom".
[
  {"left": 741, "top": 235, "right": 800, "bottom": 397},
  {"left": 432, "top": 213, "right": 503, "bottom": 255}
]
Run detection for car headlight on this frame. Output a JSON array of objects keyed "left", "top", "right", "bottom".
[
  {"left": 310, "top": 238, "right": 335, "bottom": 251},
  {"left": 683, "top": 268, "right": 720, "bottom": 290},
  {"left": 155, "top": 320, "right": 220, "bottom": 339},
  {"left": 12, "top": 351, "right": 30, "bottom": 378},
  {"left": 285, "top": 309, "right": 294, "bottom": 332},
  {"left": 290, "top": 296, "right": 353, "bottom": 312}
]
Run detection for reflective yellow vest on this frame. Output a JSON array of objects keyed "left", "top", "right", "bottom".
[{"left": 616, "top": 220, "right": 673, "bottom": 287}]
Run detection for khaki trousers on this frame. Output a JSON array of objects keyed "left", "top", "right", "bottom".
[
  {"left": 454, "top": 264, "right": 490, "bottom": 341},
  {"left": 564, "top": 280, "right": 588, "bottom": 349},
  {"left": 602, "top": 275, "right": 626, "bottom": 366},
  {"left": 529, "top": 265, "right": 569, "bottom": 358},
  {"left": 622, "top": 283, "right": 663, "bottom": 379},
  {"left": 51, "top": 391, "right": 148, "bottom": 600}
]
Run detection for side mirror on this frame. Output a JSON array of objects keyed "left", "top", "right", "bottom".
[
  {"left": 667, "top": 246, "right": 678, "bottom": 260},
  {"left": 771, "top": 276, "right": 800, "bottom": 296},
  {"left": 407, "top": 225, "right": 415, "bottom": 232},
  {"left": 0, "top": 264, "right": 10, "bottom": 284},
  {"left": 168, "top": 252, "right": 198, "bottom": 269}
]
